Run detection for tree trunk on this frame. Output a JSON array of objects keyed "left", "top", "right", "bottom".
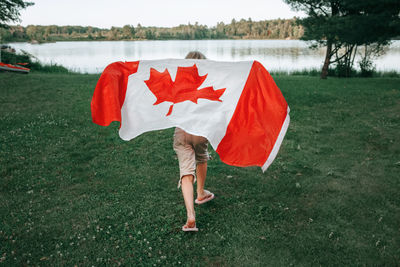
[
  {"left": 321, "top": 1, "right": 339, "bottom": 79},
  {"left": 320, "top": 40, "right": 332, "bottom": 79}
]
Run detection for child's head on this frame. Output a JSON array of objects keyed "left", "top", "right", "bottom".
[{"left": 185, "top": 51, "right": 206, "bottom": 59}]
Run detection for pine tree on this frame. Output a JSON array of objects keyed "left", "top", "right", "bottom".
[{"left": 284, "top": 0, "right": 400, "bottom": 78}]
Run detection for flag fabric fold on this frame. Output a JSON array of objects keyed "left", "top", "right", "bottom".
[{"left": 91, "top": 59, "right": 290, "bottom": 171}]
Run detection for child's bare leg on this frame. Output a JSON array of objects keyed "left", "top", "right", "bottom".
[
  {"left": 181, "top": 175, "right": 196, "bottom": 227},
  {"left": 196, "top": 162, "right": 208, "bottom": 198}
]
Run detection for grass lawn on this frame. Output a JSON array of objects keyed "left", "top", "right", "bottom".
[{"left": 1, "top": 72, "right": 399, "bottom": 266}]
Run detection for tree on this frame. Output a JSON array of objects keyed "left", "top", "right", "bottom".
[
  {"left": 122, "top": 24, "right": 135, "bottom": 39},
  {"left": 0, "top": 0, "right": 34, "bottom": 28},
  {"left": 284, "top": 0, "right": 400, "bottom": 78}
]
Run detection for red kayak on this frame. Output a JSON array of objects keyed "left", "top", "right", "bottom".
[{"left": 0, "top": 62, "right": 30, "bottom": 74}]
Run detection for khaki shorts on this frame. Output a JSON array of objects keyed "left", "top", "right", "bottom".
[{"left": 173, "top": 127, "right": 209, "bottom": 188}]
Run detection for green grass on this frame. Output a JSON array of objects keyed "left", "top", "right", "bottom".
[{"left": 0, "top": 72, "right": 399, "bottom": 266}]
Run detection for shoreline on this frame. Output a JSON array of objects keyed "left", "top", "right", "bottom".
[{"left": 2, "top": 69, "right": 399, "bottom": 77}]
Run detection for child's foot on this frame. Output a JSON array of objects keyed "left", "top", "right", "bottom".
[
  {"left": 182, "top": 217, "right": 198, "bottom": 232},
  {"left": 195, "top": 190, "right": 214, "bottom": 204}
]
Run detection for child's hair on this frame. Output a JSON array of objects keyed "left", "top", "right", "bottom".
[{"left": 185, "top": 51, "right": 206, "bottom": 59}]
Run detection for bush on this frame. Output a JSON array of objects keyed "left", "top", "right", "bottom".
[
  {"left": 1, "top": 50, "right": 31, "bottom": 65},
  {"left": 358, "top": 57, "right": 375, "bottom": 77},
  {"left": 29, "top": 61, "right": 72, "bottom": 73},
  {"left": 333, "top": 61, "right": 357, "bottom": 78}
]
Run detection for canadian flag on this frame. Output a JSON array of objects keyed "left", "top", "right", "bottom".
[{"left": 91, "top": 59, "right": 290, "bottom": 171}]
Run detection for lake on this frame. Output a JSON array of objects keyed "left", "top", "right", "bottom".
[{"left": 7, "top": 40, "right": 400, "bottom": 74}]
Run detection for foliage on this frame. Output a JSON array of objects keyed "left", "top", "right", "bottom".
[
  {"left": 357, "top": 44, "right": 387, "bottom": 77},
  {"left": 0, "top": 18, "right": 304, "bottom": 42},
  {"left": 284, "top": 0, "right": 400, "bottom": 78},
  {"left": 0, "top": 47, "right": 30, "bottom": 64},
  {"left": 358, "top": 58, "right": 375, "bottom": 77},
  {"left": 0, "top": 0, "right": 33, "bottom": 28},
  {"left": 1, "top": 73, "right": 400, "bottom": 265},
  {"left": 332, "top": 59, "right": 356, "bottom": 77},
  {"left": 28, "top": 62, "right": 72, "bottom": 73}
]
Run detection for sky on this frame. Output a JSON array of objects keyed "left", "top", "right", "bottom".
[{"left": 19, "top": 0, "right": 305, "bottom": 29}]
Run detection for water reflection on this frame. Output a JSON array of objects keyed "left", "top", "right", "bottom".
[{"left": 8, "top": 40, "right": 400, "bottom": 73}]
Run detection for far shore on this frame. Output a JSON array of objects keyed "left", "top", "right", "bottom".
[
  {"left": 4, "top": 38, "right": 399, "bottom": 46},
  {"left": 5, "top": 38, "right": 304, "bottom": 44}
]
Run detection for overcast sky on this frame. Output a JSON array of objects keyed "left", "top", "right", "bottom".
[{"left": 19, "top": 0, "right": 304, "bottom": 28}]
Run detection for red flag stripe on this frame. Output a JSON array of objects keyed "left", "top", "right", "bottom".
[
  {"left": 216, "top": 61, "right": 289, "bottom": 169},
  {"left": 91, "top": 61, "right": 139, "bottom": 127}
]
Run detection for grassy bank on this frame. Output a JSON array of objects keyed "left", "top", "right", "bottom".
[
  {"left": 1, "top": 50, "right": 72, "bottom": 73},
  {"left": 0, "top": 72, "right": 399, "bottom": 266}
]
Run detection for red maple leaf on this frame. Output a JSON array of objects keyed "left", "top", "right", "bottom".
[{"left": 144, "top": 64, "right": 226, "bottom": 116}]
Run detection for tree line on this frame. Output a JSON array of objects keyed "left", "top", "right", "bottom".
[{"left": 0, "top": 18, "right": 304, "bottom": 42}]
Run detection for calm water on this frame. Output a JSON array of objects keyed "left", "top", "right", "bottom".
[{"left": 8, "top": 40, "right": 400, "bottom": 74}]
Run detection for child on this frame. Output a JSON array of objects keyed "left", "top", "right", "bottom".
[{"left": 173, "top": 51, "right": 215, "bottom": 231}]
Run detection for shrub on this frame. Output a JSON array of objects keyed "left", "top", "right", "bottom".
[{"left": 358, "top": 57, "right": 375, "bottom": 77}]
